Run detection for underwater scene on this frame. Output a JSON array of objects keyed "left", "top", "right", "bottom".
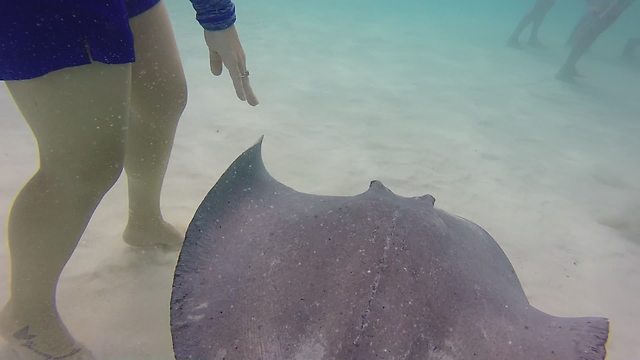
[{"left": 0, "top": 0, "right": 639, "bottom": 359}]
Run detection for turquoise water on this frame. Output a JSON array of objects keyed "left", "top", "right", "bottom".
[{"left": 0, "top": 0, "right": 638, "bottom": 359}]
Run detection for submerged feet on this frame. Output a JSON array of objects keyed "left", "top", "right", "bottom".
[
  {"left": 1, "top": 219, "right": 182, "bottom": 360},
  {"left": 0, "top": 303, "right": 94, "bottom": 360},
  {"left": 123, "top": 217, "right": 183, "bottom": 250}
]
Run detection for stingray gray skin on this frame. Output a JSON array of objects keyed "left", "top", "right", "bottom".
[{"left": 171, "top": 138, "right": 609, "bottom": 360}]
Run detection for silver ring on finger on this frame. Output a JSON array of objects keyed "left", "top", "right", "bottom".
[{"left": 240, "top": 70, "right": 250, "bottom": 79}]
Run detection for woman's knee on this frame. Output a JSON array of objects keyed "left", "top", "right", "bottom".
[
  {"left": 167, "top": 76, "right": 188, "bottom": 115},
  {"left": 129, "top": 1, "right": 187, "bottom": 118},
  {"left": 41, "top": 152, "right": 125, "bottom": 197},
  {"left": 132, "top": 71, "right": 188, "bottom": 119}
]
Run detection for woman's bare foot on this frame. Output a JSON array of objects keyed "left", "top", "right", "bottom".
[
  {"left": 0, "top": 303, "right": 94, "bottom": 360},
  {"left": 123, "top": 217, "right": 183, "bottom": 250}
]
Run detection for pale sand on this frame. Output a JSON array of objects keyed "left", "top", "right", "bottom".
[{"left": 1, "top": 1, "right": 639, "bottom": 358}]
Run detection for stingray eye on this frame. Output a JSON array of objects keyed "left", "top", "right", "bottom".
[{"left": 419, "top": 194, "right": 436, "bottom": 206}]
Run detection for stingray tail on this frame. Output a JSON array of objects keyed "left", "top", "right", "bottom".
[{"left": 566, "top": 317, "right": 610, "bottom": 360}]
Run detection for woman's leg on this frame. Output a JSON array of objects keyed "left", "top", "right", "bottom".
[
  {"left": 122, "top": 1, "right": 188, "bottom": 249},
  {"left": 0, "top": 62, "right": 131, "bottom": 358}
]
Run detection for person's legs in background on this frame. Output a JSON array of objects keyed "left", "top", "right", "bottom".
[
  {"left": 508, "top": 0, "right": 557, "bottom": 47},
  {"left": 567, "top": 0, "right": 609, "bottom": 46},
  {"left": 528, "top": 0, "right": 557, "bottom": 46},
  {"left": 557, "top": 0, "right": 634, "bottom": 80}
]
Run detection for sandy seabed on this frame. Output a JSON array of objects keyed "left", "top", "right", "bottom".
[{"left": 1, "top": 0, "right": 639, "bottom": 359}]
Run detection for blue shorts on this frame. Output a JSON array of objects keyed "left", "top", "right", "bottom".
[{"left": 0, "top": 0, "right": 161, "bottom": 81}]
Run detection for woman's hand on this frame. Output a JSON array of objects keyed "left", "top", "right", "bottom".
[{"left": 204, "top": 25, "right": 258, "bottom": 106}]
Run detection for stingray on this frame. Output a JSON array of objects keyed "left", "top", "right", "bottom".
[{"left": 170, "top": 138, "right": 609, "bottom": 360}]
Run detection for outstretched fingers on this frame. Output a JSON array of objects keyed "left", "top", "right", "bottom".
[
  {"left": 236, "top": 59, "right": 258, "bottom": 106},
  {"left": 226, "top": 56, "right": 258, "bottom": 106}
]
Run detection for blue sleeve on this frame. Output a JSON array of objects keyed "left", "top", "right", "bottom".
[{"left": 189, "top": 0, "right": 236, "bottom": 31}]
